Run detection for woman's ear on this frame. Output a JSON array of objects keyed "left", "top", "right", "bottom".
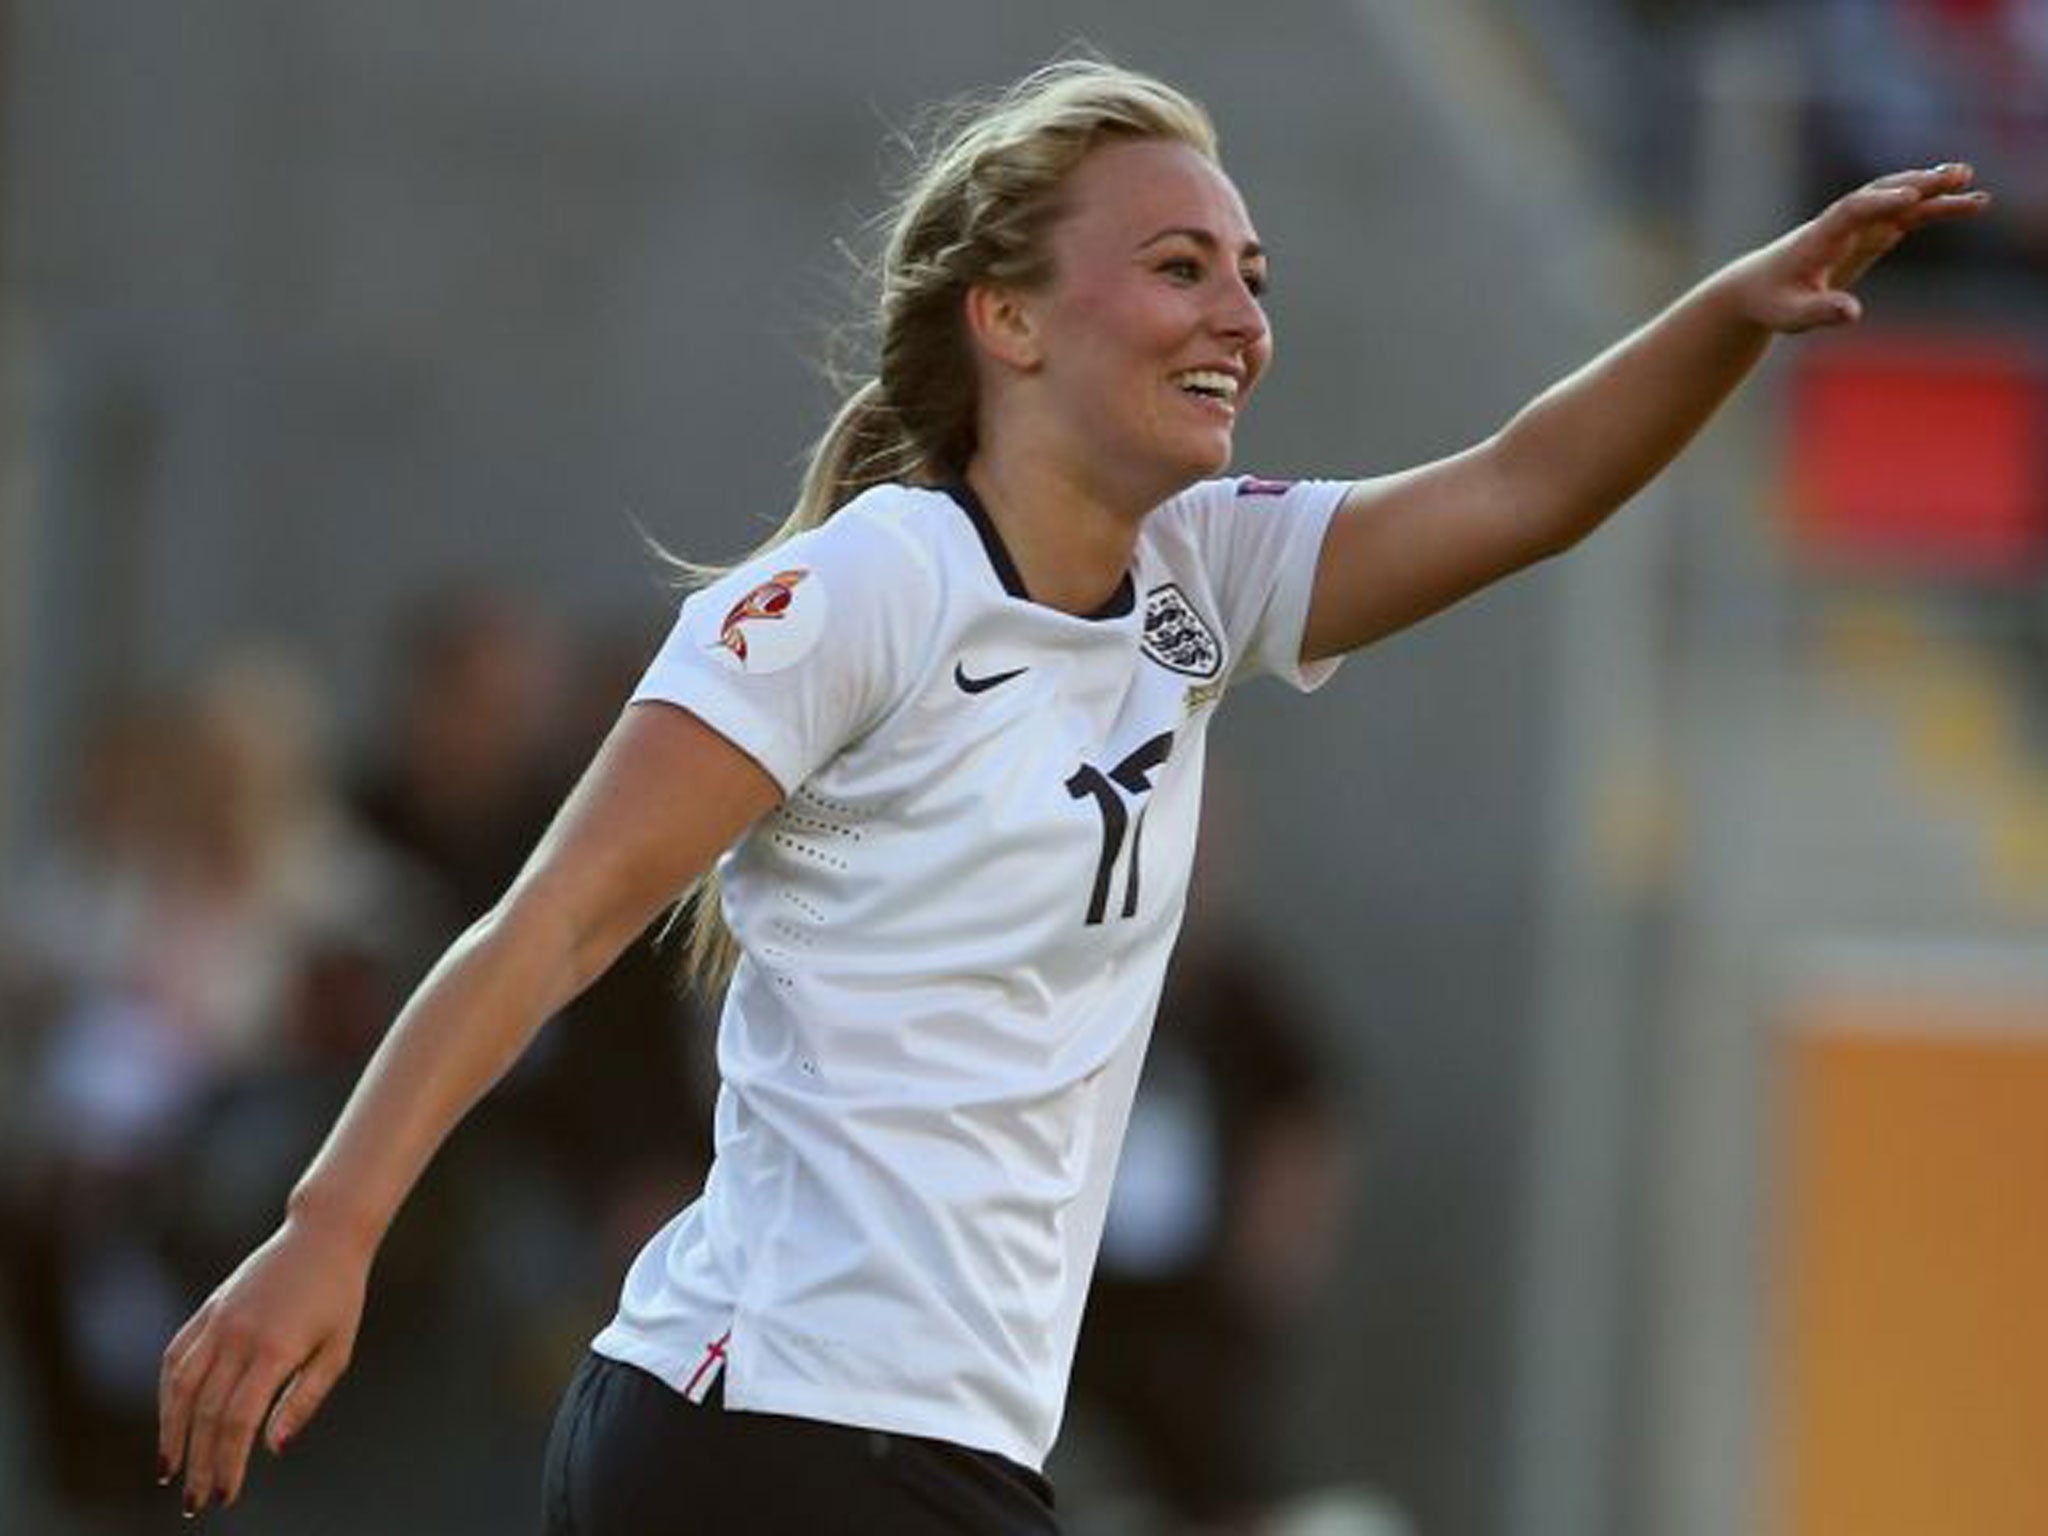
[{"left": 963, "top": 282, "right": 1042, "bottom": 372}]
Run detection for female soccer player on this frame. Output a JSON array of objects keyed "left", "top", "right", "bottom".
[{"left": 156, "top": 59, "right": 1987, "bottom": 1532}]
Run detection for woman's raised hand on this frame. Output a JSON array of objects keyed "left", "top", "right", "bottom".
[
  {"left": 1726, "top": 162, "right": 1992, "bottom": 334},
  {"left": 158, "top": 1209, "right": 372, "bottom": 1516}
]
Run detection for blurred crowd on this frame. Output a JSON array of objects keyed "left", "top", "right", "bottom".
[{"left": 0, "top": 587, "right": 720, "bottom": 1527}]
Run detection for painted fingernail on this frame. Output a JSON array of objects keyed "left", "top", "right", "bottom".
[
  {"left": 158, "top": 1454, "right": 173, "bottom": 1485},
  {"left": 182, "top": 1490, "right": 199, "bottom": 1518}
]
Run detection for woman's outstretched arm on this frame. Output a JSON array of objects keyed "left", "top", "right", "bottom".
[
  {"left": 1300, "top": 162, "right": 1993, "bottom": 662},
  {"left": 156, "top": 702, "right": 780, "bottom": 1516}
]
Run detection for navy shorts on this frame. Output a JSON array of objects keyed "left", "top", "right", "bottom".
[{"left": 542, "top": 1353, "right": 1062, "bottom": 1535}]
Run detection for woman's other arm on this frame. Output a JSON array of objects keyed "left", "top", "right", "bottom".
[
  {"left": 157, "top": 702, "right": 779, "bottom": 1514},
  {"left": 1300, "top": 163, "right": 1992, "bottom": 662}
]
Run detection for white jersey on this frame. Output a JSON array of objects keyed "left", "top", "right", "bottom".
[{"left": 590, "top": 474, "right": 1346, "bottom": 1469}]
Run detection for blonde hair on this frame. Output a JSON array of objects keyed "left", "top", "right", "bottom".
[{"left": 678, "top": 57, "right": 1218, "bottom": 995}]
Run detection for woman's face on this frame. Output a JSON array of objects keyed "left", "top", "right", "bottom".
[{"left": 1018, "top": 137, "right": 1272, "bottom": 499}]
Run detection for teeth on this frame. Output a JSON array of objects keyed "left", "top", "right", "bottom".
[{"left": 1175, "top": 369, "right": 1239, "bottom": 400}]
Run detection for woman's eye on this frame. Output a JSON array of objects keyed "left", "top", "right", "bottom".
[{"left": 1159, "top": 256, "right": 1267, "bottom": 298}]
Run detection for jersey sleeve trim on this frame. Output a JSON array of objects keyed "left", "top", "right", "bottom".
[
  {"left": 1256, "top": 478, "right": 1351, "bottom": 693},
  {"left": 628, "top": 674, "right": 806, "bottom": 796}
]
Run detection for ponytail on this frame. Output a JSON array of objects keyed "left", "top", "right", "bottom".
[{"left": 668, "top": 377, "right": 919, "bottom": 996}]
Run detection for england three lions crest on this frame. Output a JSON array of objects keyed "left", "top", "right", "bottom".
[{"left": 1141, "top": 583, "right": 1222, "bottom": 679}]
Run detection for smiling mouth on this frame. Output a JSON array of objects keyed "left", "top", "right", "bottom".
[
  {"left": 1173, "top": 368, "right": 1241, "bottom": 407},
  {"left": 1172, "top": 372, "right": 1242, "bottom": 423}
]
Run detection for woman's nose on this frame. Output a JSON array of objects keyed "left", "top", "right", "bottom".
[{"left": 1214, "top": 276, "right": 1267, "bottom": 344}]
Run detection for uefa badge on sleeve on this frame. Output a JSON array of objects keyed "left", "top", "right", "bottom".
[{"left": 705, "top": 567, "right": 828, "bottom": 674}]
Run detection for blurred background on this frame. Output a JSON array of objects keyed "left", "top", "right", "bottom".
[{"left": 2, "top": 1, "right": 2045, "bottom": 1533}]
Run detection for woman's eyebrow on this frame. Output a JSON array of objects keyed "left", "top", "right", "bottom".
[{"left": 1135, "top": 226, "right": 1267, "bottom": 261}]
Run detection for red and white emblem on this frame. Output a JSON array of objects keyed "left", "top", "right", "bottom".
[{"left": 706, "top": 567, "right": 826, "bottom": 674}]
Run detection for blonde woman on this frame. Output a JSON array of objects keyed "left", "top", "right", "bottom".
[{"left": 156, "top": 59, "right": 1986, "bottom": 1533}]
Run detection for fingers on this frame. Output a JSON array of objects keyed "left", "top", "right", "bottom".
[
  {"left": 1829, "top": 163, "right": 1991, "bottom": 233},
  {"left": 1843, "top": 164, "right": 1982, "bottom": 227},
  {"left": 161, "top": 1309, "right": 341, "bottom": 1515},
  {"left": 1865, "top": 162, "right": 1975, "bottom": 195},
  {"left": 1813, "top": 182, "right": 1925, "bottom": 250},
  {"left": 1885, "top": 162, "right": 1993, "bottom": 230},
  {"left": 181, "top": 1345, "right": 264, "bottom": 1514},
  {"left": 166, "top": 1325, "right": 274, "bottom": 1515},
  {"left": 156, "top": 1220, "right": 373, "bottom": 1516},
  {"left": 205, "top": 1346, "right": 296, "bottom": 1507},
  {"left": 157, "top": 1303, "right": 213, "bottom": 1489},
  {"left": 264, "top": 1337, "right": 349, "bottom": 1455},
  {"left": 1778, "top": 289, "right": 1863, "bottom": 334},
  {"left": 1778, "top": 162, "right": 1991, "bottom": 313},
  {"left": 1897, "top": 189, "right": 1995, "bottom": 230}
]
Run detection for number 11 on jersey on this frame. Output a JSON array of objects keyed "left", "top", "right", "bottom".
[{"left": 1064, "top": 731, "right": 1174, "bottom": 926}]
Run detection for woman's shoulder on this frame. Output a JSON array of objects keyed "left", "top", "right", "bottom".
[
  {"left": 716, "top": 485, "right": 948, "bottom": 641},
  {"left": 1143, "top": 476, "right": 1260, "bottom": 553},
  {"left": 832, "top": 481, "right": 960, "bottom": 546},
  {"left": 732, "top": 483, "right": 946, "bottom": 579},
  {"left": 1154, "top": 475, "right": 1314, "bottom": 523},
  {"left": 1150, "top": 474, "right": 1351, "bottom": 549}
]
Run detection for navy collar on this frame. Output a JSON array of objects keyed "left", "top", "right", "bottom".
[{"left": 942, "top": 480, "right": 1136, "bottom": 622}]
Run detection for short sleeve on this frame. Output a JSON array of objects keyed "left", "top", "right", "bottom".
[
  {"left": 631, "top": 494, "right": 937, "bottom": 794},
  {"left": 1165, "top": 476, "right": 1351, "bottom": 693}
]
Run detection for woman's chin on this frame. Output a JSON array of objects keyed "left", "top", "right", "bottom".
[{"left": 1189, "top": 433, "right": 1236, "bottom": 479}]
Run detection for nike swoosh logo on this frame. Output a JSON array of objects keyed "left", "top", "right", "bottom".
[{"left": 954, "top": 661, "right": 1028, "bottom": 695}]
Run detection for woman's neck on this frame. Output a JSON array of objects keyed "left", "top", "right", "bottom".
[{"left": 964, "top": 450, "right": 1151, "bottom": 617}]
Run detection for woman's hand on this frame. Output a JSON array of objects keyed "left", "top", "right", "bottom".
[
  {"left": 158, "top": 1209, "right": 372, "bottom": 1515},
  {"left": 1301, "top": 162, "right": 1994, "bottom": 658},
  {"left": 1724, "top": 163, "right": 1992, "bottom": 334}
]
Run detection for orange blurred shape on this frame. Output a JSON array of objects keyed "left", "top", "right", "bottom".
[
  {"left": 1773, "top": 996, "right": 2048, "bottom": 1536},
  {"left": 1787, "top": 332, "right": 2048, "bottom": 581}
]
